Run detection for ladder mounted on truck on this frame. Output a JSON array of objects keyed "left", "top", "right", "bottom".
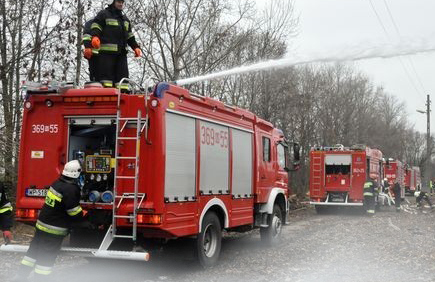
[{"left": 97, "top": 78, "right": 149, "bottom": 258}]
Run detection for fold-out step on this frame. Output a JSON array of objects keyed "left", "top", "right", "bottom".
[{"left": 0, "top": 244, "right": 150, "bottom": 261}]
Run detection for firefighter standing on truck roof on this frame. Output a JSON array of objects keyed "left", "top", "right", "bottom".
[
  {"left": 83, "top": 18, "right": 100, "bottom": 82},
  {"left": 0, "top": 181, "right": 13, "bottom": 244},
  {"left": 90, "top": 0, "right": 142, "bottom": 90},
  {"left": 363, "top": 177, "right": 378, "bottom": 215},
  {"left": 392, "top": 178, "right": 401, "bottom": 212},
  {"left": 13, "top": 160, "right": 95, "bottom": 282}
]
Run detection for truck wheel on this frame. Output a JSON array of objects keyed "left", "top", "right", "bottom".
[
  {"left": 195, "top": 212, "right": 222, "bottom": 267},
  {"left": 260, "top": 204, "right": 283, "bottom": 246}
]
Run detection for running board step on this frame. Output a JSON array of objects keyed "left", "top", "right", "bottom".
[{"left": 0, "top": 244, "right": 150, "bottom": 261}]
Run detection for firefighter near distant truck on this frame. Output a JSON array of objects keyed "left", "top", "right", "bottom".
[
  {"left": 309, "top": 144, "right": 384, "bottom": 213},
  {"left": 0, "top": 80, "right": 300, "bottom": 267}
]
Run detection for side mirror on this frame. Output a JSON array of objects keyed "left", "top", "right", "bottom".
[
  {"left": 286, "top": 142, "right": 300, "bottom": 171},
  {"left": 293, "top": 143, "right": 301, "bottom": 162}
]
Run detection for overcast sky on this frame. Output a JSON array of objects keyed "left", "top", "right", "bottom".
[{"left": 288, "top": 0, "right": 435, "bottom": 133}]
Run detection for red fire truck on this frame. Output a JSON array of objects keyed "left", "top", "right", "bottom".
[
  {"left": 1, "top": 81, "right": 299, "bottom": 266},
  {"left": 404, "top": 166, "right": 421, "bottom": 195},
  {"left": 383, "top": 159, "right": 405, "bottom": 199},
  {"left": 309, "top": 144, "right": 383, "bottom": 212}
]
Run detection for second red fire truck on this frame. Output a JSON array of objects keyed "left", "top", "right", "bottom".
[{"left": 309, "top": 144, "right": 383, "bottom": 211}]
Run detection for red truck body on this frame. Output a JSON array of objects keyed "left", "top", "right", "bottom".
[
  {"left": 309, "top": 145, "right": 383, "bottom": 207},
  {"left": 405, "top": 166, "right": 421, "bottom": 194},
  {"left": 14, "top": 82, "right": 295, "bottom": 259},
  {"left": 383, "top": 160, "right": 405, "bottom": 198}
]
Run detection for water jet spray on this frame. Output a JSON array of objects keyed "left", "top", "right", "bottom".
[{"left": 175, "top": 39, "right": 435, "bottom": 86}]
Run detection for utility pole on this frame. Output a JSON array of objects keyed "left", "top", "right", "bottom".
[
  {"left": 426, "top": 95, "right": 431, "bottom": 191},
  {"left": 417, "top": 95, "right": 431, "bottom": 191}
]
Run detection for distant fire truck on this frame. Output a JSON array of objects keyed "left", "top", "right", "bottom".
[
  {"left": 309, "top": 144, "right": 383, "bottom": 211},
  {"left": 383, "top": 159, "right": 405, "bottom": 199},
  {"left": 404, "top": 166, "right": 421, "bottom": 195},
  {"left": 1, "top": 81, "right": 299, "bottom": 266}
]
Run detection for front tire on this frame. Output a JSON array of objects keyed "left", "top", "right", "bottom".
[
  {"left": 260, "top": 204, "right": 283, "bottom": 245},
  {"left": 195, "top": 212, "right": 222, "bottom": 267}
]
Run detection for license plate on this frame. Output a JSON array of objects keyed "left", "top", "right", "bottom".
[
  {"left": 25, "top": 188, "right": 47, "bottom": 197},
  {"left": 331, "top": 197, "right": 344, "bottom": 202}
]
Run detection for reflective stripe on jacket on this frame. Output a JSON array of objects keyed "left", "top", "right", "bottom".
[
  {"left": 364, "top": 180, "right": 375, "bottom": 197},
  {"left": 83, "top": 19, "right": 100, "bottom": 55},
  {"left": 0, "top": 183, "right": 13, "bottom": 231}
]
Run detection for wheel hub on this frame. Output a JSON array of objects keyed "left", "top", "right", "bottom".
[
  {"left": 271, "top": 215, "right": 282, "bottom": 238},
  {"left": 203, "top": 224, "right": 217, "bottom": 257}
]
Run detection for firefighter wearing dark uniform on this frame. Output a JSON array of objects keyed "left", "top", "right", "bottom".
[
  {"left": 90, "top": 0, "right": 141, "bottom": 90},
  {"left": 83, "top": 19, "right": 100, "bottom": 81},
  {"left": 415, "top": 190, "right": 433, "bottom": 209},
  {"left": 14, "top": 160, "right": 93, "bottom": 281},
  {"left": 0, "top": 182, "right": 13, "bottom": 243},
  {"left": 364, "top": 177, "right": 378, "bottom": 215},
  {"left": 392, "top": 180, "right": 401, "bottom": 212}
]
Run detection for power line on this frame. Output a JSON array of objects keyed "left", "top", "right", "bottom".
[
  {"left": 382, "top": 0, "right": 427, "bottom": 94},
  {"left": 367, "top": 0, "right": 426, "bottom": 102},
  {"left": 368, "top": 0, "right": 390, "bottom": 36}
]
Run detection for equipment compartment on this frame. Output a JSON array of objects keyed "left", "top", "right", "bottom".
[{"left": 68, "top": 117, "right": 116, "bottom": 203}]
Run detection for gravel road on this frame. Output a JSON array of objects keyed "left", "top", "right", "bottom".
[{"left": 1, "top": 198, "right": 435, "bottom": 282}]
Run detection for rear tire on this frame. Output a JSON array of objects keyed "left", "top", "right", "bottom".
[
  {"left": 195, "top": 212, "right": 222, "bottom": 267},
  {"left": 260, "top": 204, "right": 283, "bottom": 246}
]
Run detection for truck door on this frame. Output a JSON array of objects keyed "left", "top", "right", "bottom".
[
  {"left": 257, "top": 133, "right": 274, "bottom": 201},
  {"left": 275, "top": 142, "right": 288, "bottom": 189},
  {"left": 18, "top": 107, "right": 65, "bottom": 200}
]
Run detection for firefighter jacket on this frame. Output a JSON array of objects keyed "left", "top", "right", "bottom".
[
  {"left": 90, "top": 5, "right": 140, "bottom": 55},
  {"left": 83, "top": 19, "right": 100, "bottom": 56},
  {"left": 363, "top": 180, "right": 377, "bottom": 197},
  {"left": 0, "top": 182, "right": 13, "bottom": 231},
  {"left": 36, "top": 176, "right": 85, "bottom": 236}
]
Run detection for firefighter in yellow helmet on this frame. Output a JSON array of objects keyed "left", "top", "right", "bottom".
[
  {"left": 0, "top": 181, "right": 13, "bottom": 244},
  {"left": 90, "top": 0, "right": 142, "bottom": 91},
  {"left": 13, "top": 160, "right": 94, "bottom": 282}
]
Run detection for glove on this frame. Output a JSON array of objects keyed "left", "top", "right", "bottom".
[
  {"left": 3, "top": 230, "right": 12, "bottom": 244},
  {"left": 84, "top": 48, "right": 92, "bottom": 59},
  {"left": 134, "top": 48, "right": 142, "bottom": 58},
  {"left": 91, "top": 37, "right": 101, "bottom": 49}
]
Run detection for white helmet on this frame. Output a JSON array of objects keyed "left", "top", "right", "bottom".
[
  {"left": 62, "top": 160, "right": 82, "bottom": 178},
  {"left": 414, "top": 191, "right": 421, "bottom": 198}
]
